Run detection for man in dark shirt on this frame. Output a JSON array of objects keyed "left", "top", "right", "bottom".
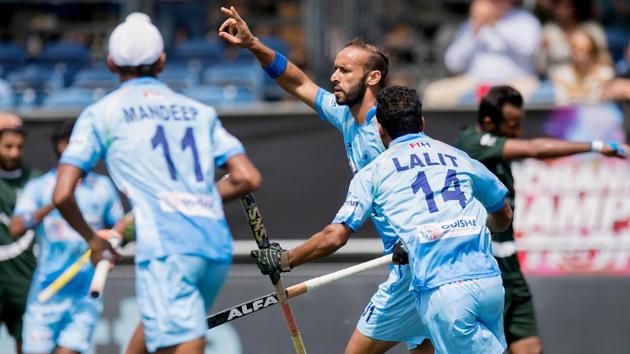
[{"left": 454, "top": 85, "right": 629, "bottom": 354}]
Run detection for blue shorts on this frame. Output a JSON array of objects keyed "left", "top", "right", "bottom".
[
  {"left": 22, "top": 295, "right": 102, "bottom": 353},
  {"left": 136, "top": 254, "right": 230, "bottom": 352},
  {"left": 357, "top": 264, "right": 428, "bottom": 350},
  {"left": 417, "top": 275, "right": 506, "bottom": 354}
]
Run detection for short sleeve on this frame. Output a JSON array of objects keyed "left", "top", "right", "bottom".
[
  {"left": 104, "top": 179, "right": 124, "bottom": 227},
  {"left": 59, "top": 108, "right": 105, "bottom": 173},
  {"left": 314, "top": 88, "right": 345, "bottom": 132},
  {"left": 459, "top": 131, "right": 507, "bottom": 164},
  {"left": 470, "top": 159, "right": 508, "bottom": 213},
  {"left": 13, "top": 180, "right": 41, "bottom": 218},
  {"left": 331, "top": 169, "right": 374, "bottom": 232},
  {"left": 211, "top": 119, "right": 245, "bottom": 167}
]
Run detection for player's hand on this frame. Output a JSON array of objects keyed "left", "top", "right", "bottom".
[
  {"left": 470, "top": 0, "right": 497, "bottom": 32},
  {"left": 218, "top": 6, "right": 256, "bottom": 48},
  {"left": 601, "top": 142, "right": 629, "bottom": 159},
  {"left": 391, "top": 241, "right": 409, "bottom": 265},
  {"left": 250, "top": 242, "right": 291, "bottom": 275},
  {"left": 88, "top": 235, "right": 120, "bottom": 266}
]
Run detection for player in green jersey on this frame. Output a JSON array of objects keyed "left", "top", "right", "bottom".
[
  {"left": 0, "top": 113, "right": 40, "bottom": 354},
  {"left": 454, "top": 86, "right": 630, "bottom": 354}
]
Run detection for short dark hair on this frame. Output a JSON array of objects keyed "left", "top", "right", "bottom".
[
  {"left": 0, "top": 127, "right": 25, "bottom": 139},
  {"left": 344, "top": 38, "right": 389, "bottom": 88},
  {"left": 115, "top": 60, "right": 160, "bottom": 77},
  {"left": 51, "top": 119, "right": 75, "bottom": 145},
  {"left": 376, "top": 86, "right": 423, "bottom": 140},
  {"left": 478, "top": 85, "right": 523, "bottom": 126}
]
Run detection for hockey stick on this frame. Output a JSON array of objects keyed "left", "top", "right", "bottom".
[
  {"left": 89, "top": 234, "right": 122, "bottom": 298},
  {"left": 37, "top": 249, "right": 91, "bottom": 303},
  {"left": 207, "top": 254, "right": 391, "bottom": 328},
  {"left": 241, "top": 192, "right": 307, "bottom": 354}
]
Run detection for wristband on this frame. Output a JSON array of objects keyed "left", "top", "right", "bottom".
[
  {"left": 590, "top": 140, "right": 604, "bottom": 152},
  {"left": 262, "top": 51, "right": 288, "bottom": 79}
]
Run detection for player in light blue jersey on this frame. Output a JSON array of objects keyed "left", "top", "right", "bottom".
[
  {"left": 252, "top": 86, "right": 514, "bottom": 354},
  {"left": 9, "top": 120, "right": 127, "bottom": 354},
  {"left": 51, "top": 13, "right": 261, "bottom": 354},
  {"left": 220, "top": 7, "right": 433, "bottom": 354}
]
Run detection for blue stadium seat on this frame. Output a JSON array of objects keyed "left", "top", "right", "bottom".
[
  {"left": 37, "top": 42, "right": 91, "bottom": 86},
  {"left": 72, "top": 66, "right": 118, "bottom": 90},
  {"left": 41, "top": 87, "right": 105, "bottom": 110},
  {"left": 183, "top": 84, "right": 260, "bottom": 107},
  {"left": 527, "top": 80, "right": 556, "bottom": 105},
  {"left": 160, "top": 64, "right": 199, "bottom": 91},
  {"left": 0, "top": 42, "right": 26, "bottom": 78},
  {"left": 0, "top": 80, "right": 15, "bottom": 109},
  {"left": 202, "top": 63, "right": 263, "bottom": 90},
  {"left": 605, "top": 28, "right": 630, "bottom": 63},
  {"left": 173, "top": 39, "right": 224, "bottom": 66},
  {"left": 7, "top": 65, "right": 64, "bottom": 108}
]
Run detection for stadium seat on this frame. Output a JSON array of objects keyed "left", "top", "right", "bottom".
[
  {"left": 160, "top": 64, "right": 200, "bottom": 91},
  {"left": 605, "top": 28, "right": 630, "bottom": 63},
  {"left": 0, "top": 79, "right": 15, "bottom": 109},
  {"left": 173, "top": 38, "right": 224, "bottom": 66},
  {"left": 0, "top": 42, "right": 26, "bottom": 78},
  {"left": 183, "top": 84, "right": 260, "bottom": 107},
  {"left": 41, "top": 87, "right": 105, "bottom": 110},
  {"left": 36, "top": 42, "right": 91, "bottom": 86},
  {"left": 72, "top": 66, "right": 118, "bottom": 90},
  {"left": 527, "top": 80, "right": 556, "bottom": 105},
  {"left": 202, "top": 63, "right": 263, "bottom": 90},
  {"left": 7, "top": 65, "right": 64, "bottom": 108}
]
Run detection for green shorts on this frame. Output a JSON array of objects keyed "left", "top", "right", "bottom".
[
  {"left": 0, "top": 282, "right": 29, "bottom": 341},
  {"left": 502, "top": 275, "right": 539, "bottom": 345}
]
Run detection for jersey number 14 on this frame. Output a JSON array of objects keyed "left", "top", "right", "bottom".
[{"left": 412, "top": 169, "right": 466, "bottom": 213}]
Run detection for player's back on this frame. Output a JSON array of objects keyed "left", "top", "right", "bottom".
[
  {"left": 63, "top": 77, "right": 237, "bottom": 263},
  {"left": 366, "top": 133, "right": 507, "bottom": 290}
]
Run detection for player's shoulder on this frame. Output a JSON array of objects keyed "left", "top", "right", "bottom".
[
  {"left": 454, "top": 127, "right": 500, "bottom": 149},
  {"left": 23, "top": 169, "right": 54, "bottom": 191}
]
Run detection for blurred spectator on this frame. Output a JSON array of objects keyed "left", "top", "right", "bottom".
[
  {"left": 550, "top": 29, "right": 613, "bottom": 105},
  {"left": 537, "top": 0, "right": 608, "bottom": 74},
  {"left": 424, "top": 0, "right": 542, "bottom": 107},
  {"left": 602, "top": 38, "right": 630, "bottom": 101},
  {"left": 384, "top": 24, "right": 418, "bottom": 65}
]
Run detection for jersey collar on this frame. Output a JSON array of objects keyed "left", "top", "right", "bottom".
[
  {"left": 389, "top": 132, "right": 427, "bottom": 146},
  {"left": 120, "top": 77, "right": 165, "bottom": 88},
  {"left": 365, "top": 106, "right": 377, "bottom": 123}
]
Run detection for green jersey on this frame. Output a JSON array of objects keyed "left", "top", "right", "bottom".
[
  {"left": 0, "top": 166, "right": 40, "bottom": 289},
  {"left": 454, "top": 127, "right": 522, "bottom": 280}
]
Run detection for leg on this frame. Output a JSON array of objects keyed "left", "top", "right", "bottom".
[
  {"left": 135, "top": 256, "right": 229, "bottom": 354},
  {"left": 420, "top": 276, "right": 506, "bottom": 354},
  {"left": 344, "top": 329, "right": 398, "bottom": 354},
  {"left": 154, "top": 337, "right": 205, "bottom": 354},
  {"left": 353, "top": 265, "right": 432, "bottom": 353},
  {"left": 508, "top": 336, "right": 543, "bottom": 354},
  {"left": 503, "top": 276, "right": 542, "bottom": 354},
  {"left": 409, "top": 339, "right": 434, "bottom": 354},
  {"left": 54, "top": 347, "right": 80, "bottom": 354},
  {"left": 125, "top": 323, "right": 148, "bottom": 354}
]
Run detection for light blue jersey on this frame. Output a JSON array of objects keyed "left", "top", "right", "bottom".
[
  {"left": 14, "top": 170, "right": 122, "bottom": 295},
  {"left": 15, "top": 170, "right": 122, "bottom": 353},
  {"left": 333, "top": 133, "right": 508, "bottom": 290},
  {"left": 60, "top": 77, "right": 245, "bottom": 263},
  {"left": 315, "top": 89, "right": 404, "bottom": 253},
  {"left": 315, "top": 89, "right": 384, "bottom": 174}
]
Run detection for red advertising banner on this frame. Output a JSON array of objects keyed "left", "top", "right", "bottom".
[{"left": 514, "top": 103, "right": 630, "bottom": 275}]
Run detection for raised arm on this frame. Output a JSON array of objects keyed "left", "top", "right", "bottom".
[
  {"left": 502, "top": 138, "right": 629, "bottom": 160},
  {"left": 218, "top": 6, "right": 320, "bottom": 108}
]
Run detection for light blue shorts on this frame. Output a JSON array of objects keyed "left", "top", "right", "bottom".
[
  {"left": 357, "top": 264, "right": 428, "bottom": 350},
  {"left": 135, "top": 254, "right": 230, "bottom": 352},
  {"left": 22, "top": 295, "right": 102, "bottom": 353},
  {"left": 417, "top": 275, "right": 506, "bottom": 354}
]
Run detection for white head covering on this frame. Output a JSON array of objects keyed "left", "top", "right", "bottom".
[{"left": 108, "top": 12, "right": 164, "bottom": 67}]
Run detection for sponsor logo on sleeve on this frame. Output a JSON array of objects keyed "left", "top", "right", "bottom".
[{"left": 480, "top": 134, "right": 497, "bottom": 147}]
